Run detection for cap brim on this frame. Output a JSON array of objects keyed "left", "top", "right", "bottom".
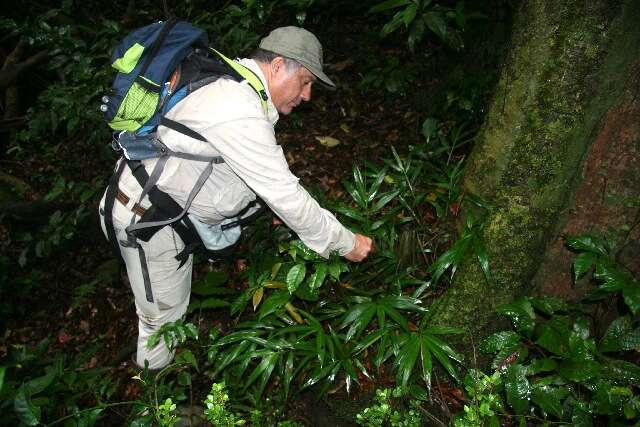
[{"left": 301, "top": 63, "right": 336, "bottom": 90}]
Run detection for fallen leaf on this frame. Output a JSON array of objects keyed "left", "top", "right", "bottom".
[
  {"left": 58, "top": 330, "right": 71, "bottom": 344},
  {"left": 79, "top": 320, "right": 90, "bottom": 334},
  {"left": 315, "top": 136, "right": 340, "bottom": 148},
  {"left": 252, "top": 287, "right": 264, "bottom": 311}
]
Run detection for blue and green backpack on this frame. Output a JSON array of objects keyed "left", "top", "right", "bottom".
[
  {"left": 102, "top": 18, "right": 269, "bottom": 304},
  {"left": 102, "top": 17, "right": 268, "bottom": 158}
]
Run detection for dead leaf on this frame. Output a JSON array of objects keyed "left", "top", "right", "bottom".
[
  {"left": 315, "top": 136, "right": 340, "bottom": 148},
  {"left": 79, "top": 320, "right": 90, "bottom": 334},
  {"left": 330, "top": 58, "right": 354, "bottom": 72},
  {"left": 57, "top": 330, "right": 71, "bottom": 344},
  {"left": 252, "top": 287, "right": 264, "bottom": 311},
  {"left": 284, "top": 302, "right": 304, "bottom": 324}
]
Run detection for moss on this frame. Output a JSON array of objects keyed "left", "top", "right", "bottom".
[{"left": 430, "top": 0, "right": 638, "bottom": 351}]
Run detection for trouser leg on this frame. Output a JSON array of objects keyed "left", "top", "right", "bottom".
[{"left": 99, "top": 193, "right": 193, "bottom": 370}]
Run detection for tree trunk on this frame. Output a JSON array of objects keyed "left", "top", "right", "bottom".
[{"left": 429, "top": 0, "right": 640, "bottom": 355}]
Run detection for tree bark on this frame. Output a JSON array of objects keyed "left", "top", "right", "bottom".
[{"left": 429, "top": 0, "right": 640, "bottom": 354}]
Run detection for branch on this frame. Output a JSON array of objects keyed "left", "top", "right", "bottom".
[{"left": 0, "top": 39, "right": 48, "bottom": 89}]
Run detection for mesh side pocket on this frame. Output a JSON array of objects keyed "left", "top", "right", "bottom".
[{"left": 108, "top": 81, "right": 160, "bottom": 131}]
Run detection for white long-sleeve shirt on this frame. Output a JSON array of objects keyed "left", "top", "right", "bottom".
[{"left": 117, "top": 58, "right": 355, "bottom": 258}]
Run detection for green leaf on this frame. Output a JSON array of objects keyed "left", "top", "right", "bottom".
[
  {"left": 565, "top": 234, "right": 609, "bottom": 256},
  {"left": 369, "top": 0, "right": 411, "bottom": 14},
  {"left": 344, "top": 304, "right": 377, "bottom": 341},
  {"left": 594, "top": 263, "right": 632, "bottom": 292},
  {"left": 420, "top": 343, "right": 433, "bottom": 387},
  {"left": 230, "top": 289, "right": 251, "bottom": 316},
  {"left": 352, "top": 328, "right": 390, "bottom": 355},
  {"left": 403, "top": 3, "right": 418, "bottom": 26},
  {"left": 531, "top": 385, "right": 567, "bottom": 418},
  {"left": 530, "top": 296, "right": 569, "bottom": 315},
  {"left": 289, "top": 240, "right": 321, "bottom": 261},
  {"left": 602, "top": 359, "right": 640, "bottom": 384},
  {"left": 176, "top": 349, "right": 198, "bottom": 371},
  {"left": 557, "top": 359, "right": 601, "bottom": 382},
  {"left": 25, "top": 369, "right": 57, "bottom": 395},
  {"left": 380, "top": 295, "right": 427, "bottom": 312},
  {"left": 396, "top": 333, "right": 420, "bottom": 386},
  {"left": 14, "top": 386, "right": 40, "bottom": 426},
  {"left": 535, "top": 316, "right": 571, "bottom": 357},
  {"left": 504, "top": 364, "right": 530, "bottom": 415},
  {"left": 622, "top": 285, "right": 640, "bottom": 314},
  {"left": 200, "top": 298, "right": 229, "bottom": 309},
  {"left": 328, "top": 260, "right": 342, "bottom": 280},
  {"left": 77, "top": 408, "right": 103, "bottom": 427},
  {"left": 286, "top": 263, "right": 306, "bottom": 294},
  {"left": 308, "top": 263, "right": 328, "bottom": 291},
  {"left": 600, "top": 316, "right": 635, "bottom": 352},
  {"left": 473, "top": 234, "right": 492, "bottom": 283},
  {"left": 0, "top": 367, "right": 4, "bottom": 393},
  {"left": 497, "top": 298, "right": 535, "bottom": 336},
  {"left": 525, "top": 358, "right": 557, "bottom": 376},
  {"left": 191, "top": 270, "right": 228, "bottom": 295},
  {"left": 480, "top": 331, "right": 521, "bottom": 354},
  {"left": 257, "top": 290, "right": 290, "bottom": 319},
  {"left": 571, "top": 399, "right": 594, "bottom": 427},
  {"left": 573, "top": 252, "right": 597, "bottom": 280},
  {"left": 423, "top": 334, "right": 461, "bottom": 382},
  {"left": 372, "top": 190, "right": 400, "bottom": 212},
  {"left": 423, "top": 11, "right": 447, "bottom": 40}
]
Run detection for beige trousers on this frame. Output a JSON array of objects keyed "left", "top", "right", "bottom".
[{"left": 99, "top": 191, "right": 193, "bottom": 369}]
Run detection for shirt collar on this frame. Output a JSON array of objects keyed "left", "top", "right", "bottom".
[{"left": 237, "top": 58, "right": 279, "bottom": 126}]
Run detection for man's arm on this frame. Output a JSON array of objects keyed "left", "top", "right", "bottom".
[{"left": 202, "top": 117, "right": 372, "bottom": 261}]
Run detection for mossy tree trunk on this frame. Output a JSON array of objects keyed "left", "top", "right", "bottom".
[{"left": 429, "top": 0, "right": 640, "bottom": 354}]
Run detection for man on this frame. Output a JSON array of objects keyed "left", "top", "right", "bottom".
[{"left": 99, "top": 26, "right": 373, "bottom": 370}]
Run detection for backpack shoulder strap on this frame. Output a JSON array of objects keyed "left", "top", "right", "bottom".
[{"left": 210, "top": 48, "right": 269, "bottom": 114}]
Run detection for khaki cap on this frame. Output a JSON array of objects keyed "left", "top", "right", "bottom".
[{"left": 259, "top": 26, "right": 335, "bottom": 88}]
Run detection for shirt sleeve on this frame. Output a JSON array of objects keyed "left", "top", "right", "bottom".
[{"left": 200, "top": 116, "right": 356, "bottom": 258}]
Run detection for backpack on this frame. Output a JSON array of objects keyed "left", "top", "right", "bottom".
[{"left": 101, "top": 18, "right": 268, "bottom": 303}]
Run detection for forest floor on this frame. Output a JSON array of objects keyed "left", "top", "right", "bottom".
[{"left": 1, "top": 77, "right": 466, "bottom": 425}]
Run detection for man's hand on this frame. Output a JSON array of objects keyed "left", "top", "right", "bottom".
[{"left": 344, "top": 233, "right": 374, "bottom": 262}]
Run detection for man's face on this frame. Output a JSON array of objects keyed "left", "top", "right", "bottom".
[{"left": 269, "top": 59, "right": 316, "bottom": 115}]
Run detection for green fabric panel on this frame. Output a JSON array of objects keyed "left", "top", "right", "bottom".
[
  {"left": 112, "top": 43, "right": 145, "bottom": 74},
  {"left": 108, "top": 81, "right": 159, "bottom": 131},
  {"left": 211, "top": 48, "right": 269, "bottom": 114}
]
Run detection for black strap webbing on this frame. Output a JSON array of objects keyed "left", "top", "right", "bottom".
[
  {"left": 126, "top": 160, "right": 202, "bottom": 262},
  {"left": 160, "top": 117, "right": 207, "bottom": 142},
  {"left": 139, "top": 17, "right": 179, "bottom": 78}
]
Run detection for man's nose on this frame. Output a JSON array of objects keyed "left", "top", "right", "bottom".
[{"left": 301, "top": 85, "right": 312, "bottom": 102}]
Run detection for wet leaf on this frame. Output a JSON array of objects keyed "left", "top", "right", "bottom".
[
  {"left": 176, "top": 349, "right": 198, "bottom": 371},
  {"left": 308, "top": 263, "right": 328, "bottom": 291},
  {"left": 286, "top": 264, "right": 306, "bottom": 294},
  {"left": 14, "top": 386, "right": 40, "bottom": 426},
  {"left": 284, "top": 302, "right": 304, "bottom": 324},
  {"left": 257, "top": 290, "right": 290, "bottom": 319},
  {"left": 504, "top": 364, "right": 530, "bottom": 415},
  {"left": 497, "top": 298, "right": 535, "bottom": 336},
  {"left": 252, "top": 287, "right": 264, "bottom": 311},
  {"left": 531, "top": 385, "right": 567, "bottom": 418},
  {"left": 315, "top": 136, "right": 340, "bottom": 148},
  {"left": 573, "top": 252, "right": 597, "bottom": 280},
  {"left": 480, "top": 331, "right": 521, "bottom": 353},
  {"left": 557, "top": 359, "right": 601, "bottom": 382},
  {"left": 200, "top": 298, "right": 229, "bottom": 309},
  {"left": 602, "top": 359, "right": 640, "bottom": 384}
]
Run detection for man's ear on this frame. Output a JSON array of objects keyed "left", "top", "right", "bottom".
[{"left": 270, "top": 57, "right": 285, "bottom": 76}]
